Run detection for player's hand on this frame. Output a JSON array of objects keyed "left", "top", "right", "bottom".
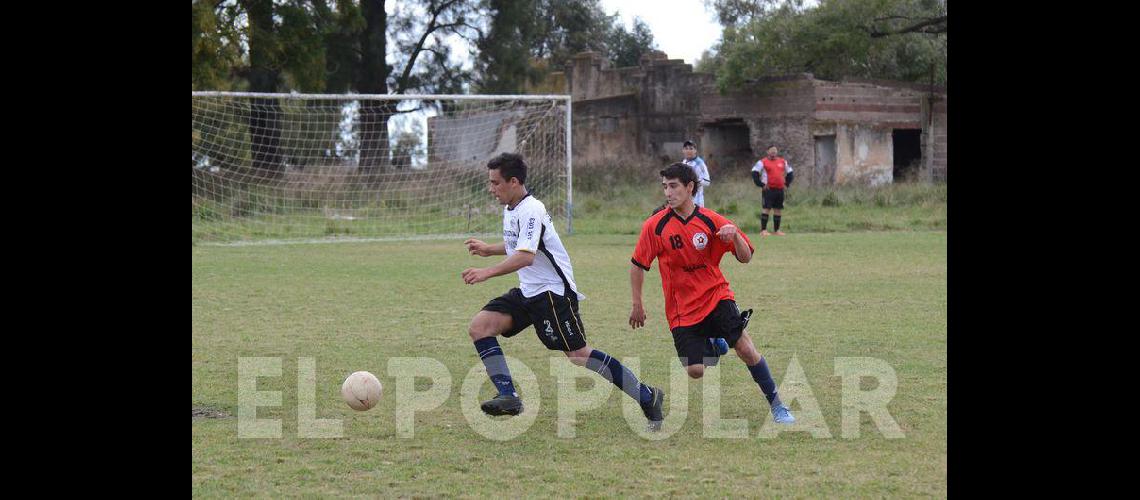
[
  {"left": 716, "top": 224, "right": 739, "bottom": 243},
  {"left": 462, "top": 267, "right": 492, "bottom": 284},
  {"left": 464, "top": 238, "right": 490, "bottom": 256},
  {"left": 629, "top": 302, "right": 646, "bottom": 329}
]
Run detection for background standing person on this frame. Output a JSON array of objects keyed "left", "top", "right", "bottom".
[
  {"left": 751, "top": 146, "right": 795, "bottom": 236},
  {"left": 682, "top": 140, "right": 711, "bottom": 207}
]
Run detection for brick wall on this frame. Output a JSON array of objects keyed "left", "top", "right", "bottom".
[{"left": 559, "top": 52, "right": 947, "bottom": 185}]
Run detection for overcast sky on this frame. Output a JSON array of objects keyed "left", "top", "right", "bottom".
[{"left": 599, "top": 0, "right": 723, "bottom": 66}]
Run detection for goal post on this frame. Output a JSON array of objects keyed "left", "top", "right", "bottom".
[{"left": 192, "top": 92, "right": 572, "bottom": 244}]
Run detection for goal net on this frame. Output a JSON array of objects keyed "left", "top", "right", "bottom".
[{"left": 192, "top": 92, "right": 571, "bottom": 244}]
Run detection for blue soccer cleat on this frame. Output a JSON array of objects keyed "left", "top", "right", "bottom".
[
  {"left": 712, "top": 337, "right": 729, "bottom": 356},
  {"left": 771, "top": 402, "right": 796, "bottom": 424}
]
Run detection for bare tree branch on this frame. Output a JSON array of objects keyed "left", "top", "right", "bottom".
[
  {"left": 874, "top": 15, "right": 914, "bottom": 22},
  {"left": 870, "top": 16, "right": 946, "bottom": 38},
  {"left": 431, "top": 0, "right": 462, "bottom": 17},
  {"left": 421, "top": 47, "right": 447, "bottom": 59},
  {"left": 393, "top": 105, "right": 425, "bottom": 115},
  {"left": 396, "top": 5, "right": 443, "bottom": 93},
  {"left": 396, "top": 2, "right": 473, "bottom": 93}
]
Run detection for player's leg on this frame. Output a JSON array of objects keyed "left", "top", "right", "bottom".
[
  {"left": 732, "top": 330, "right": 795, "bottom": 424},
  {"left": 672, "top": 326, "right": 710, "bottom": 379},
  {"left": 772, "top": 190, "right": 785, "bottom": 235},
  {"left": 564, "top": 345, "right": 653, "bottom": 405},
  {"left": 541, "top": 292, "right": 664, "bottom": 428},
  {"left": 565, "top": 344, "right": 665, "bottom": 429},
  {"left": 760, "top": 192, "right": 772, "bottom": 236},
  {"left": 712, "top": 301, "right": 794, "bottom": 424},
  {"left": 472, "top": 289, "right": 531, "bottom": 416}
]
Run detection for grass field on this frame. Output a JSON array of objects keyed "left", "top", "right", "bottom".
[
  {"left": 192, "top": 228, "right": 947, "bottom": 496},
  {"left": 193, "top": 177, "right": 946, "bottom": 243}
]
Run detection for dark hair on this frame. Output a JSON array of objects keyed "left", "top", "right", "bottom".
[
  {"left": 682, "top": 140, "right": 696, "bottom": 148},
  {"left": 660, "top": 162, "right": 699, "bottom": 197},
  {"left": 487, "top": 153, "right": 527, "bottom": 185}
]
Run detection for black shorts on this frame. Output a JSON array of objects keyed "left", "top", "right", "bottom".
[
  {"left": 671, "top": 300, "right": 746, "bottom": 366},
  {"left": 762, "top": 188, "right": 785, "bottom": 209},
  {"left": 482, "top": 288, "right": 587, "bottom": 351}
]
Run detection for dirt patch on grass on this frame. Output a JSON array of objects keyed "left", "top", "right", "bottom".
[{"left": 192, "top": 407, "right": 230, "bottom": 419}]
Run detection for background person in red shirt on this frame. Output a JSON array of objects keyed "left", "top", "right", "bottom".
[
  {"left": 629, "top": 162, "right": 795, "bottom": 424},
  {"left": 751, "top": 145, "right": 795, "bottom": 236}
]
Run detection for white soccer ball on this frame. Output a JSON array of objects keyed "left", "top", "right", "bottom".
[{"left": 341, "top": 371, "right": 383, "bottom": 411}]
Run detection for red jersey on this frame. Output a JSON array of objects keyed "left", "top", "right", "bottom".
[
  {"left": 631, "top": 206, "right": 754, "bottom": 329},
  {"left": 759, "top": 157, "right": 789, "bottom": 189}
]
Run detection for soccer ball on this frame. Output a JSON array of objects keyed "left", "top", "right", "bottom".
[{"left": 341, "top": 371, "right": 383, "bottom": 411}]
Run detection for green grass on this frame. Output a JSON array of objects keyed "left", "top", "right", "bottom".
[
  {"left": 572, "top": 175, "right": 946, "bottom": 235},
  {"left": 193, "top": 174, "right": 946, "bottom": 243},
  {"left": 192, "top": 231, "right": 947, "bottom": 496}
]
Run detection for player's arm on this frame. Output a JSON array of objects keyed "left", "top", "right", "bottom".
[
  {"left": 464, "top": 207, "right": 544, "bottom": 284},
  {"left": 629, "top": 221, "right": 657, "bottom": 329},
  {"left": 462, "top": 250, "right": 534, "bottom": 284},
  {"left": 785, "top": 161, "right": 794, "bottom": 187},
  {"left": 629, "top": 264, "right": 647, "bottom": 329},
  {"left": 465, "top": 238, "right": 505, "bottom": 256},
  {"left": 698, "top": 160, "right": 711, "bottom": 187},
  {"left": 715, "top": 224, "right": 753, "bottom": 263},
  {"left": 730, "top": 232, "right": 753, "bottom": 263},
  {"left": 751, "top": 163, "right": 765, "bottom": 188}
]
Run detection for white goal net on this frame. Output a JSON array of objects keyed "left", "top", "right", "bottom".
[{"left": 192, "top": 92, "right": 571, "bottom": 244}]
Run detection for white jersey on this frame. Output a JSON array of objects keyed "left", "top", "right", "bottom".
[
  {"left": 502, "top": 194, "right": 583, "bottom": 299},
  {"left": 682, "top": 156, "right": 711, "bottom": 207}
]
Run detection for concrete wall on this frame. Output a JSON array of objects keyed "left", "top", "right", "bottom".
[
  {"left": 570, "top": 93, "right": 640, "bottom": 166},
  {"left": 700, "top": 75, "right": 817, "bottom": 181},
  {"left": 555, "top": 51, "right": 946, "bottom": 185},
  {"left": 811, "top": 79, "right": 945, "bottom": 185},
  {"left": 633, "top": 52, "right": 709, "bottom": 160},
  {"left": 928, "top": 97, "right": 947, "bottom": 182},
  {"left": 835, "top": 123, "right": 893, "bottom": 186},
  {"left": 700, "top": 121, "right": 753, "bottom": 173},
  {"left": 567, "top": 51, "right": 710, "bottom": 163}
]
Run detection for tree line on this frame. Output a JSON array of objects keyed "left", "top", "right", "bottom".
[{"left": 192, "top": 0, "right": 945, "bottom": 173}]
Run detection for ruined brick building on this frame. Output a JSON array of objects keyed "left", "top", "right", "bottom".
[{"left": 563, "top": 51, "right": 946, "bottom": 185}]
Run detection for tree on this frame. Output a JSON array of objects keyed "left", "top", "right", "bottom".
[
  {"left": 605, "top": 17, "right": 656, "bottom": 68},
  {"left": 390, "top": 118, "right": 425, "bottom": 169},
  {"left": 193, "top": 0, "right": 482, "bottom": 172},
  {"left": 705, "top": 0, "right": 791, "bottom": 27},
  {"left": 192, "top": 1, "right": 240, "bottom": 90},
  {"left": 704, "top": 0, "right": 946, "bottom": 90},
  {"left": 240, "top": 0, "right": 285, "bottom": 174},
  {"left": 355, "top": 0, "right": 391, "bottom": 171},
  {"left": 354, "top": 0, "right": 482, "bottom": 171},
  {"left": 474, "top": 0, "right": 541, "bottom": 93},
  {"left": 533, "top": 0, "right": 612, "bottom": 70},
  {"left": 474, "top": 0, "right": 657, "bottom": 93}
]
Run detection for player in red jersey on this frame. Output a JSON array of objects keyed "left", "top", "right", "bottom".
[
  {"left": 629, "top": 162, "right": 795, "bottom": 424},
  {"left": 751, "top": 145, "right": 795, "bottom": 236}
]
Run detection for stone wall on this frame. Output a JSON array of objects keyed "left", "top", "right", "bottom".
[
  {"left": 811, "top": 79, "right": 946, "bottom": 185},
  {"left": 547, "top": 52, "right": 947, "bottom": 185},
  {"left": 570, "top": 93, "right": 640, "bottom": 166}
]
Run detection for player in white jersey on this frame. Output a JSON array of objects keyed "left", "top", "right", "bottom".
[
  {"left": 462, "top": 153, "right": 665, "bottom": 430},
  {"left": 681, "top": 140, "right": 711, "bottom": 207}
]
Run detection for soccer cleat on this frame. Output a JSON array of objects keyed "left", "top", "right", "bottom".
[
  {"left": 773, "top": 231, "right": 786, "bottom": 236},
  {"left": 480, "top": 394, "right": 524, "bottom": 416},
  {"left": 640, "top": 386, "right": 665, "bottom": 431},
  {"left": 701, "top": 338, "right": 726, "bottom": 366},
  {"left": 760, "top": 230, "right": 771, "bottom": 236},
  {"left": 712, "top": 337, "right": 729, "bottom": 356},
  {"left": 771, "top": 402, "right": 795, "bottom": 424}
]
